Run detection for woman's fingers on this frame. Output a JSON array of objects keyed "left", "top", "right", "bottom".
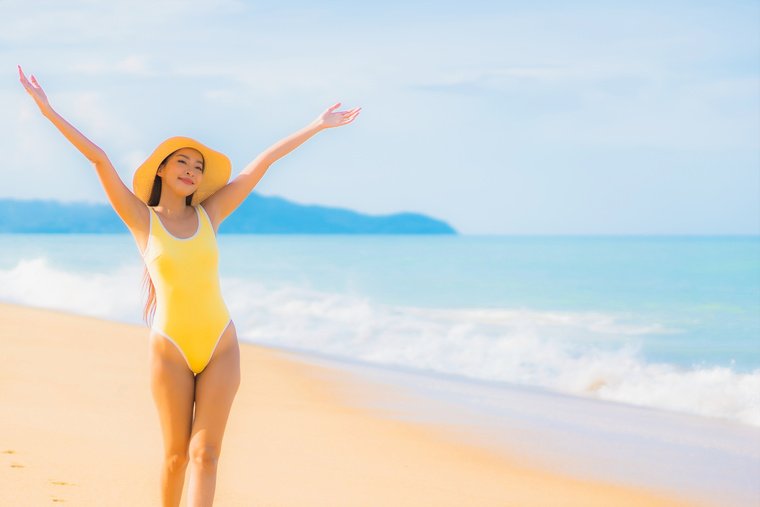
[
  {"left": 343, "top": 108, "right": 361, "bottom": 120},
  {"left": 18, "top": 66, "right": 30, "bottom": 87},
  {"left": 333, "top": 107, "right": 360, "bottom": 126},
  {"left": 316, "top": 103, "right": 360, "bottom": 128},
  {"left": 30, "top": 76, "right": 44, "bottom": 93},
  {"left": 331, "top": 107, "right": 360, "bottom": 117},
  {"left": 338, "top": 110, "right": 360, "bottom": 125},
  {"left": 18, "top": 67, "right": 38, "bottom": 93},
  {"left": 18, "top": 67, "right": 43, "bottom": 93},
  {"left": 332, "top": 107, "right": 360, "bottom": 116}
]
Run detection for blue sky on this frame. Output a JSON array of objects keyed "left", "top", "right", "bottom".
[{"left": 2, "top": 0, "right": 758, "bottom": 234}]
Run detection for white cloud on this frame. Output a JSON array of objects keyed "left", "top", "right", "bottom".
[{"left": 73, "top": 55, "right": 157, "bottom": 76}]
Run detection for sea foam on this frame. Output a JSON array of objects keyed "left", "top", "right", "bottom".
[{"left": 2, "top": 257, "right": 759, "bottom": 427}]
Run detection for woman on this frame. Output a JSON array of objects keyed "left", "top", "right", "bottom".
[{"left": 18, "top": 66, "right": 359, "bottom": 506}]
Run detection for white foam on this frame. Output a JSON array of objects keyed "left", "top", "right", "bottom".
[
  {"left": 0, "top": 258, "right": 144, "bottom": 323},
  {"left": 2, "top": 258, "right": 758, "bottom": 427},
  {"left": 223, "top": 280, "right": 760, "bottom": 427}
]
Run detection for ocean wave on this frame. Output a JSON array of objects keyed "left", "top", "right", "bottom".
[
  {"left": 224, "top": 280, "right": 760, "bottom": 427},
  {"left": 0, "top": 258, "right": 143, "bottom": 322},
  {"left": 2, "top": 258, "right": 758, "bottom": 427}
]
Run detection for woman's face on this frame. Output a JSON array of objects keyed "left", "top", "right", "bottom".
[{"left": 157, "top": 148, "right": 204, "bottom": 198}]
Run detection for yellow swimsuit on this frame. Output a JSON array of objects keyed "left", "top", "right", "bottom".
[{"left": 142, "top": 204, "right": 231, "bottom": 374}]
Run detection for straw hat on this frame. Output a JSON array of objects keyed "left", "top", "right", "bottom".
[{"left": 132, "top": 137, "right": 231, "bottom": 206}]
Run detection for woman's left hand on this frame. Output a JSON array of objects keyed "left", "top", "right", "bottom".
[{"left": 315, "top": 103, "right": 361, "bottom": 129}]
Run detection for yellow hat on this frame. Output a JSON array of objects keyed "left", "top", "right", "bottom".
[{"left": 132, "top": 137, "right": 231, "bottom": 206}]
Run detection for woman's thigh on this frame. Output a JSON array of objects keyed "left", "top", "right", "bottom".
[
  {"left": 149, "top": 331, "right": 196, "bottom": 455},
  {"left": 190, "top": 323, "right": 241, "bottom": 453}
]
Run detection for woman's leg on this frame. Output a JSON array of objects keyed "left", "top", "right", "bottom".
[
  {"left": 149, "top": 331, "right": 196, "bottom": 507},
  {"left": 187, "top": 323, "right": 241, "bottom": 507}
]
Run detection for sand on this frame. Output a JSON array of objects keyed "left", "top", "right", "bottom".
[{"left": 0, "top": 302, "right": 702, "bottom": 506}]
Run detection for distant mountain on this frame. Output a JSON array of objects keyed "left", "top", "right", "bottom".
[{"left": 0, "top": 195, "right": 456, "bottom": 234}]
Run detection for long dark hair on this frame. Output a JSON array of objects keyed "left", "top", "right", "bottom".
[{"left": 141, "top": 153, "right": 195, "bottom": 325}]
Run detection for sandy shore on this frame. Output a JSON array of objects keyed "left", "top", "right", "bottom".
[{"left": 0, "top": 302, "right": 701, "bottom": 506}]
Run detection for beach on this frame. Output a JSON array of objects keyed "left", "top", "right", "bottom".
[{"left": 0, "top": 302, "right": 730, "bottom": 506}]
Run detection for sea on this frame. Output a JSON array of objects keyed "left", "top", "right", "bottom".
[{"left": 1, "top": 234, "right": 759, "bottom": 427}]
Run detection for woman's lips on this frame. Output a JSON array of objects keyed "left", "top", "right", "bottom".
[{"left": 179, "top": 177, "right": 194, "bottom": 185}]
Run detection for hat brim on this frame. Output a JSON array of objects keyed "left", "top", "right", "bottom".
[{"left": 132, "top": 137, "right": 231, "bottom": 206}]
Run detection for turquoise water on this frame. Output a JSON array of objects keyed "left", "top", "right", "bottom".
[
  {"left": 1, "top": 234, "right": 758, "bottom": 369},
  {"left": 1, "top": 234, "right": 758, "bottom": 424},
  {"left": 215, "top": 235, "right": 760, "bottom": 370}
]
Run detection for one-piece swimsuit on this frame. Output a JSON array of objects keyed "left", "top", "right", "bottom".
[{"left": 142, "top": 204, "right": 231, "bottom": 374}]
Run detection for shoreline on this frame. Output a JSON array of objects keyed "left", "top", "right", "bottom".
[
  {"left": 0, "top": 302, "right": 745, "bottom": 506},
  {"left": 285, "top": 347, "right": 760, "bottom": 507}
]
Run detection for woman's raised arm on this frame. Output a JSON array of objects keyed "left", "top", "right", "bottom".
[
  {"left": 18, "top": 66, "right": 148, "bottom": 232},
  {"left": 201, "top": 103, "right": 360, "bottom": 225}
]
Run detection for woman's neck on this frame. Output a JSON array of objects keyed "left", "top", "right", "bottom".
[{"left": 155, "top": 194, "right": 193, "bottom": 216}]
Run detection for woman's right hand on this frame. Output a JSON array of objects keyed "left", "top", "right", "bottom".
[
  {"left": 18, "top": 66, "right": 52, "bottom": 113},
  {"left": 16, "top": 65, "right": 149, "bottom": 236}
]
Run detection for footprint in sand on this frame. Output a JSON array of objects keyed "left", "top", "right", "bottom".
[
  {"left": 4, "top": 450, "right": 22, "bottom": 468},
  {"left": 50, "top": 481, "right": 75, "bottom": 486},
  {"left": 50, "top": 480, "right": 75, "bottom": 502}
]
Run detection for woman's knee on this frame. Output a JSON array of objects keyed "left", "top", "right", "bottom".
[
  {"left": 190, "top": 444, "right": 219, "bottom": 472},
  {"left": 164, "top": 451, "right": 189, "bottom": 474}
]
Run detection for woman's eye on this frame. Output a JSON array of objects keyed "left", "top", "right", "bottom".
[{"left": 178, "top": 159, "right": 186, "bottom": 164}]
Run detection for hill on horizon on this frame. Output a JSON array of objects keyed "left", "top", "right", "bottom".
[{"left": 0, "top": 194, "right": 456, "bottom": 234}]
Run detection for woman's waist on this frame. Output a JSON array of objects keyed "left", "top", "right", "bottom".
[
  {"left": 152, "top": 294, "right": 230, "bottom": 328},
  {"left": 153, "top": 285, "right": 227, "bottom": 307}
]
